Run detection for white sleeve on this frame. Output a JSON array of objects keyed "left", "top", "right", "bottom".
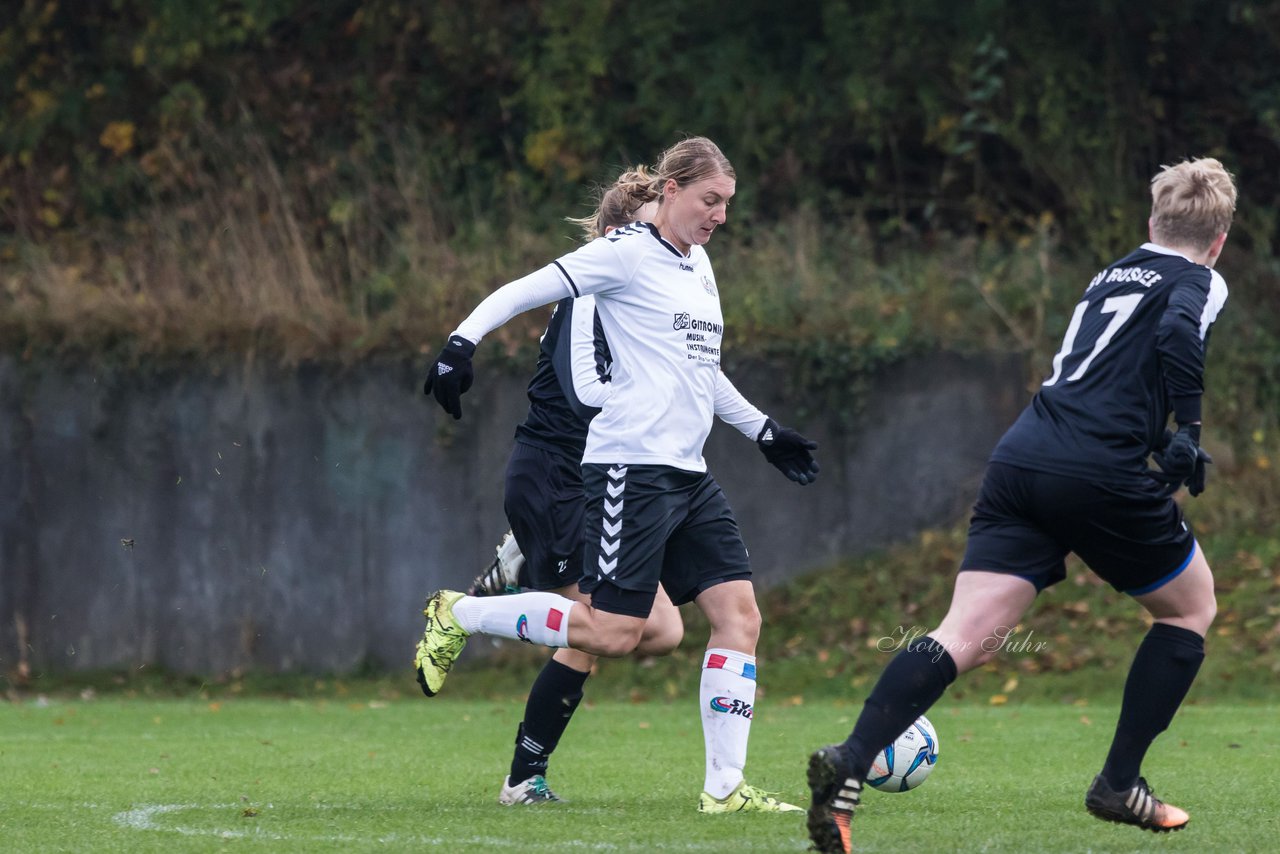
[
  {"left": 714, "top": 371, "right": 768, "bottom": 440},
  {"left": 452, "top": 264, "right": 573, "bottom": 344},
  {"left": 554, "top": 234, "right": 637, "bottom": 297},
  {"left": 568, "top": 296, "right": 612, "bottom": 409}
]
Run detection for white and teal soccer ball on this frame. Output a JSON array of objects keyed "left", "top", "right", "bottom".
[{"left": 866, "top": 715, "right": 939, "bottom": 793}]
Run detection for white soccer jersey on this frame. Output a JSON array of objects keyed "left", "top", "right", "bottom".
[
  {"left": 452, "top": 222, "right": 765, "bottom": 471},
  {"left": 556, "top": 223, "right": 733, "bottom": 471}
]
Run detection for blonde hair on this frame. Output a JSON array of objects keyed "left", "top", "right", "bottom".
[
  {"left": 653, "top": 135, "right": 735, "bottom": 189},
  {"left": 1149, "top": 157, "right": 1237, "bottom": 250},
  {"left": 567, "top": 137, "right": 733, "bottom": 241},
  {"left": 568, "top": 168, "right": 661, "bottom": 241}
]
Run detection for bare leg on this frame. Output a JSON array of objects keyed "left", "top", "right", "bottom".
[{"left": 930, "top": 570, "right": 1040, "bottom": 674}]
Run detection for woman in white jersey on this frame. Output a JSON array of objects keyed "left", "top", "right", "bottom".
[
  {"left": 485, "top": 187, "right": 689, "bottom": 807},
  {"left": 419, "top": 136, "right": 819, "bottom": 812}
]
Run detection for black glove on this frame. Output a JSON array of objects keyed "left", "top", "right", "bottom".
[
  {"left": 1150, "top": 423, "right": 1212, "bottom": 497},
  {"left": 423, "top": 336, "right": 476, "bottom": 420},
  {"left": 756, "top": 417, "right": 819, "bottom": 485}
]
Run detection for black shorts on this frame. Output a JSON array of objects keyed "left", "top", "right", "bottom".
[
  {"left": 578, "top": 464, "right": 751, "bottom": 617},
  {"left": 503, "top": 441, "right": 586, "bottom": 591},
  {"left": 961, "top": 462, "right": 1197, "bottom": 594}
]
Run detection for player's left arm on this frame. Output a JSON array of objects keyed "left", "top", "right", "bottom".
[
  {"left": 714, "top": 371, "right": 820, "bottom": 486},
  {"left": 1156, "top": 269, "right": 1226, "bottom": 426},
  {"left": 712, "top": 370, "right": 767, "bottom": 439},
  {"left": 1152, "top": 269, "right": 1228, "bottom": 494}
]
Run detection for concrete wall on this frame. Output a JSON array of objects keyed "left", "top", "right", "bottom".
[{"left": 0, "top": 352, "right": 1026, "bottom": 675}]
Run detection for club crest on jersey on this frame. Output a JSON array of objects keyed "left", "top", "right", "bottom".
[
  {"left": 673, "top": 312, "right": 692, "bottom": 330},
  {"left": 701, "top": 275, "right": 717, "bottom": 296},
  {"left": 709, "top": 696, "right": 753, "bottom": 718}
]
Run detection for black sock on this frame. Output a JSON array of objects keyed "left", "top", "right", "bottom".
[
  {"left": 509, "top": 657, "right": 590, "bottom": 785},
  {"left": 841, "top": 636, "right": 957, "bottom": 781},
  {"left": 1101, "top": 623, "right": 1205, "bottom": 791}
]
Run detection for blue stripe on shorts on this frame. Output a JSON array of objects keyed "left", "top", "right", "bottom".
[{"left": 1125, "top": 541, "right": 1198, "bottom": 596}]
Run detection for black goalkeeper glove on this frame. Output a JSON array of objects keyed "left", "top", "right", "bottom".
[
  {"left": 423, "top": 336, "right": 476, "bottom": 420},
  {"left": 1150, "top": 423, "right": 1212, "bottom": 497},
  {"left": 756, "top": 417, "right": 819, "bottom": 485}
]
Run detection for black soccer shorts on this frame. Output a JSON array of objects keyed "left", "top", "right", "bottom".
[
  {"left": 960, "top": 462, "right": 1197, "bottom": 594},
  {"left": 578, "top": 463, "right": 751, "bottom": 617},
  {"left": 503, "top": 440, "right": 588, "bottom": 591}
]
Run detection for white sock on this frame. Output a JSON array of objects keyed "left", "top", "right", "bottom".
[
  {"left": 699, "top": 647, "right": 757, "bottom": 799},
  {"left": 452, "top": 593, "right": 574, "bottom": 648}
]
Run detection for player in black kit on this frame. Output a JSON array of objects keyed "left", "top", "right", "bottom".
[{"left": 806, "top": 157, "right": 1237, "bottom": 854}]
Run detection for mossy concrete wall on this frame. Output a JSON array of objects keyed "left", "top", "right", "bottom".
[{"left": 0, "top": 352, "right": 1026, "bottom": 675}]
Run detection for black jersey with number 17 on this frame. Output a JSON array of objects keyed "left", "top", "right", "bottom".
[{"left": 990, "top": 243, "right": 1228, "bottom": 483}]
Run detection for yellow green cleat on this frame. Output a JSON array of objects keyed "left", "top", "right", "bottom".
[
  {"left": 414, "top": 590, "right": 469, "bottom": 697},
  {"left": 697, "top": 780, "right": 803, "bottom": 814}
]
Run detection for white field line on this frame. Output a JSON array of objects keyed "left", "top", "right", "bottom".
[{"left": 94, "top": 802, "right": 811, "bottom": 850}]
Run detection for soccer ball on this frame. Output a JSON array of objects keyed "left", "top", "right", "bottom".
[{"left": 866, "top": 715, "right": 939, "bottom": 792}]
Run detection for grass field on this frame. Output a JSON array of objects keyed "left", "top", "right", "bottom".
[{"left": 1, "top": 694, "right": 1276, "bottom": 853}]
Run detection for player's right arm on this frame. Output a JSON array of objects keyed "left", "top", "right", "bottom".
[
  {"left": 425, "top": 237, "right": 635, "bottom": 420},
  {"left": 452, "top": 267, "right": 573, "bottom": 345},
  {"left": 423, "top": 265, "right": 572, "bottom": 420}
]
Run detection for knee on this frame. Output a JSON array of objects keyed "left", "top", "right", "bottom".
[
  {"left": 1190, "top": 593, "right": 1217, "bottom": 636},
  {"left": 1156, "top": 586, "right": 1218, "bottom": 637},
  {"left": 743, "top": 607, "right": 761, "bottom": 645},
  {"left": 635, "top": 614, "right": 684, "bottom": 657},
  {"left": 731, "top": 600, "right": 761, "bottom": 649},
  {"left": 697, "top": 582, "right": 762, "bottom": 650},
  {"left": 592, "top": 628, "right": 645, "bottom": 658},
  {"left": 732, "top": 604, "right": 757, "bottom": 650}
]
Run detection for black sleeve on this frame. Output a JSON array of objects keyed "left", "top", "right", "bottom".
[
  {"left": 550, "top": 300, "right": 606, "bottom": 422},
  {"left": 592, "top": 309, "right": 613, "bottom": 384},
  {"left": 1155, "top": 270, "right": 1211, "bottom": 425}
]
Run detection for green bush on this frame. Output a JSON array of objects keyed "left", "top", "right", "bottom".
[{"left": 5, "top": 1, "right": 1280, "bottom": 252}]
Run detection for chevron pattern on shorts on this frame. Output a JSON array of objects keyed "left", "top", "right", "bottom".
[{"left": 597, "top": 465, "right": 627, "bottom": 577}]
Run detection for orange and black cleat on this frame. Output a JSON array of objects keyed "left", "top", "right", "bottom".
[
  {"left": 806, "top": 745, "right": 862, "bottom": 854},
  {"left": 1085, "top": 775, "right": 1189, "bottom": 832}
]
